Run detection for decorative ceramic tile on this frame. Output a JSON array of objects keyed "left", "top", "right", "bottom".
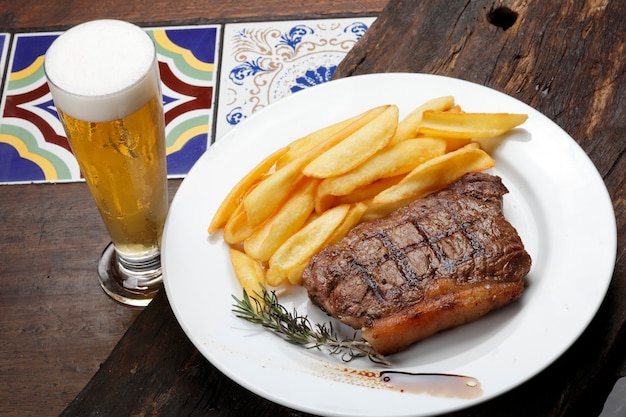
[
  {"left": 153, "top": 25, "right": 220, "bottom": 177},
  {"left": 0, "top": 25, "right": 220, "bottom": 184},
  {"left": 0, "top": 32, "right": 70, "bottom": 184},
  {"left": 215, "top": 17, "right": 376, "bottom": 140},
  {"left": 0, "top": 33, "right": 9, "bottom": 93}
]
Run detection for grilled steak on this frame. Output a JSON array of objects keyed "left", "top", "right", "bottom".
[{"left": 302, "top": 172, "right": 531, "bottom": 355}]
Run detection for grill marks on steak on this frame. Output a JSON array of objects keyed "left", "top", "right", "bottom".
[{"left": 302, "top": 172, "right": 531, "bottom": 355}]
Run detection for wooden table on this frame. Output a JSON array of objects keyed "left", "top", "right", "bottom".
[{"left": 0, "top": 1, "right": 623, "bottom": 416}]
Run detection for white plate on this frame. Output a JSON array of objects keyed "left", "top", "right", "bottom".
[{"left": 162, "top": 73, "right": 617, "bottom": 417}]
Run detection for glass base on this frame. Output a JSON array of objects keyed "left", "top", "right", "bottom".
[{"left": 97, "top": 242, "right": 163, "bottom": 307}]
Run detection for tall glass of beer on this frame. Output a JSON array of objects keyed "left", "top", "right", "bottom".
[{"left": 44, "top": 20, "right": 168, "bottom": 306}]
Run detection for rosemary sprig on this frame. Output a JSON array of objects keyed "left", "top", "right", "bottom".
[{"left": 232, "top": 287, "right": 391, "bottom": 366}]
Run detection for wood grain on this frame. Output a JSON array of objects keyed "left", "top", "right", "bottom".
[
  {"left": 0, "top": 2, "right": 388, "bottom": 416},
  {"left": 0, "top": 180, "right": 181, "bottom": 417},
  {"left": 61, "top": 290, "right": 316, "bottom": 417},
  {"left": 335, "top": 0, "right": 626, "bottom": 416},
  {"left": 60, "top": 1, "right": 626, "bottom": 416},
  {"left": 1, "top": 0, "right": 624, "bottom": 416},
  {"left": 335, "top": 0, "right": 626, "bottom": 180},
  {"left": 0, "top": 0, "right": 386, "bottom": 31}
]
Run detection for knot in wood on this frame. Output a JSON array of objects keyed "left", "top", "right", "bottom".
[{"left": 487, "top": 6, "right": 518, "bottom": 30}]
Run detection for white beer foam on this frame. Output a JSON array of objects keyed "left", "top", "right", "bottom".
[{"left": 45, "top": 19, "right": 158, "bottom": 123}]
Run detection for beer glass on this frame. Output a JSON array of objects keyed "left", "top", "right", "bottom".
[{"left": 44, "top": 20, "right": 168, "bottom": 306}]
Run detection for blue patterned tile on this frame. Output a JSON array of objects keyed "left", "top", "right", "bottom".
[
  {"left": 0, "top": 17, "right": 375, "bottom": 184},
  {"left": 0, "top": 25, "right": 220, "bottom": 184},
  {"left": 216, "top": 17, "right": 375, "bottom": 141},
  {"left": 0, "top": 33, "right": 9, "bottom": 90}
]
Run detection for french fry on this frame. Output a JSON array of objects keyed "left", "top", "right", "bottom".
[
  {"left": 242, "top": 159, "right": 304, "bottom": 228},
  {"left": 317, "top": 137, "right": 447, "bottom": 197},
  {"left": 314, "top": 190, "right": 336, "bottom": 215},
  {"left": 334, "top": 175, "right": 405, "bottom": 205},
  {"left": 243, "top": 178, "right": 317, "bottom": 262},
  {"left": 275, "top": 112, "right": 365, "bottom": 169},
  {"left": 266, "top": 204, "right": 351, "bottom": 286},
  {"left": 360, "top": 198, "right": 393, "bottom": 223},
  {"left": 286, "top": 261, "right": 310, "bottom": 286},
  {"left": 392, "top": 96, "right": 455, "bottom": 143},
  {"left": 244, "top": 105, "right": 389, "bottom": 227},
  {"left": 438, "top": 137, "right": 473, "bottom": 152},
  {"left": 445, "top": 104, "right": 463, "bottom": 113},
  {"left": 325, "top": 202, "right": 368, "bottom": 246},
  {"left": 417, "top": 111, "right": 528, "bottom": 139},
  {"left": 208, "top": 146, "right": 288, "bottom": 234},
  {"left": 303, "top": 105, "right": 399, "bottom": 178},
  {"left": 370, "top": 143, "right": 495, "bottom": 213},
  {"left": 284, "top": 203, "right": 366, "bottom": 287},
  {"left": 223, "top": 199, "right": 255, "bottom": 244},
  {"left": 229, "top": 248, "right": 267, "bottom": 310}
]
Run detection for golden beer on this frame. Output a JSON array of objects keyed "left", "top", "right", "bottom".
[
  {"left": 45, "top": 19, "right": 168, "bottom": 305},
  {"left": 57, "top": 94, "right": 168, "bottom": 262}
]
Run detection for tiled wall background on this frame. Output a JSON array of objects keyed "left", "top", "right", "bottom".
[{"left": 0, "top": 17, "right": 375, "bottom": 185}]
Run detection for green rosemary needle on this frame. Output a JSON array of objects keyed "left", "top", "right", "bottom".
[{"left": 231, "top": 287, "right": 391, "bottom": 366}]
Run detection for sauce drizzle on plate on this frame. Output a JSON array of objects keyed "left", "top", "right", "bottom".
[{"left": 380, "top": 371, "right": 482, "bottom": 399}]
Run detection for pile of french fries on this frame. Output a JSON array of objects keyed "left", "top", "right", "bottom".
[{"left": 208, "top": 96, "right": 527, "bottom": 304}]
